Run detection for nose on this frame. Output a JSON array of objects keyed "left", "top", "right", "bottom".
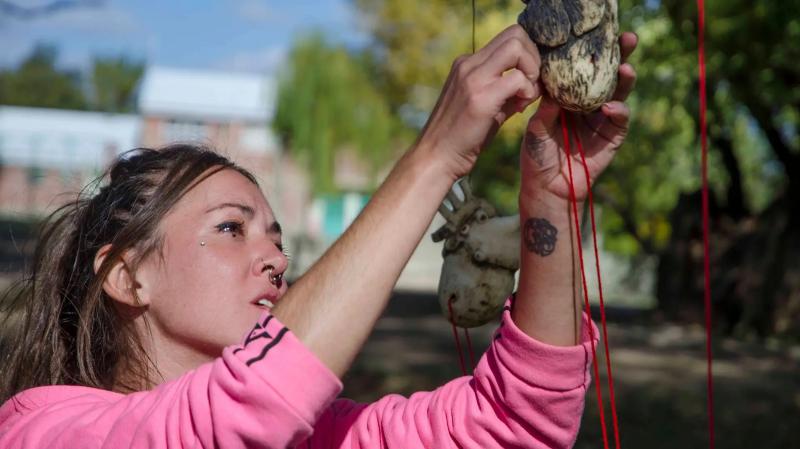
[{"left": 252, "top": 244, "right": 289, "bottom": 280}]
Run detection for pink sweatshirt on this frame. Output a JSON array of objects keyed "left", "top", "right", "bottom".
[{"left": 0, "top": 302, "right": 597, "bottom": 449}]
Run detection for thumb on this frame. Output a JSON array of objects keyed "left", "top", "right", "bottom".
[{"left": 527, "top": 95, "right": 561, "bottom": 137}]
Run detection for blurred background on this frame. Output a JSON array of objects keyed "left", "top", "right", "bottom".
[{"left": 0, "top": 0, "right": 798, "bottom": 447}]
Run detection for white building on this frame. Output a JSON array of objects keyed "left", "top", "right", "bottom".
[
  {"left": 0, "top": 67, "right": 443, "bottom": 291},
  {"left": 0, "top": 106, "right": 140, "bottom": 215}
]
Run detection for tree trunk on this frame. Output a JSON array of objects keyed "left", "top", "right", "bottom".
[{"left": 657, "top": 189, "right": 800, "bottom": 339}]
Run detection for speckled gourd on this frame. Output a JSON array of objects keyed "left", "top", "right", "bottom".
[{"left": 517, "top": 0, "right": 620, "bottom": 112}]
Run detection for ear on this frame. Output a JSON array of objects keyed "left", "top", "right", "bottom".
[{"left": 94, "top": 244, "right": 152, "bottom": 308}]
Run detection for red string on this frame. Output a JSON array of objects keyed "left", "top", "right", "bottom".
[
  {"left": 567, "top": 115, "right": 621, "bottom": 449},
  {"left": 463, "top": 328, "right": 476, "bottom": 371},
  {"left": 448, "top": 297, "right": 468, "bottom": 376},
  {"left": 697, "top": 0, "right": 715, "bottom": 447},
  {"left": 560, "top": 110, "right": 610, "bottom": 449}
]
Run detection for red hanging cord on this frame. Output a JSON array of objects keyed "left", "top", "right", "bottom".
[
  {"left": 560, "top": 110, "right": 610, "bottom": 449},
  {"left": 697, "top": 0, "right": 715, "bottom": 447},
  {"left": 463, "top": 327, "right": 476, "bottom": 371},
  {"left": 448, "top": 297, "right": 468, "bottom": 376},
  {"left": 568, "top": 114, "right": 621, "bottom": 449}
]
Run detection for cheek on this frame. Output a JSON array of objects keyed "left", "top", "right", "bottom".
[
  {"left": 149, "top": 242, "right": 249, "bottom": 335},
  {"left": 173, "top": 246, "right": 246, "bottom": 305}
]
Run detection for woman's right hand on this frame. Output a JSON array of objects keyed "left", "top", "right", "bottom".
[{"left": 416, "top": 24, "right": 542, "bottom": 181}]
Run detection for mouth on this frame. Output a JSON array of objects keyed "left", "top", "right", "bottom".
[
  {"left": 251, "top": 291, "right": 281, "bottom": 311},
  {"left": 254, "top": 298, "right": 276, "bottom": 309}
]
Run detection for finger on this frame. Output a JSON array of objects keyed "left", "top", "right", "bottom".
[
  {"left": 611, "top": 63, "right": 637, "bottom": 102},
  {"left": 499, "top": 96, "right": 538, "bottom": 124},
  {"left": 475, "top": 37, "right": 541, "bottom": 81},
  {"left": 599, "top": 101, "right": 631, "bottom": 131},
  {"left": 619, "top": 32, "right": 638, "bottom": 63},
  {"left": 577, "top": 101, "right": 630, "bottom": 152},
  {"left": 525, "top": 95, "right": 561, "bottom": 139},
  {"left": 494, "top": 69, "right": 540, "bottom": 103},
  {"left": 492, "top": 69, "right": 540, "bottom": 123},
  {"left": 474, "top": 24, "right": 538, "bottom": 66}
]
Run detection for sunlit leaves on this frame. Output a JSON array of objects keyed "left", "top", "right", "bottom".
[{"left": 273, "top": 33, "right": 408, "bottom": 193}]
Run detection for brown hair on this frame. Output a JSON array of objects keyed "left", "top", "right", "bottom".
[{"left": 0, "top": 144, "right": 258, "bottom": 403}]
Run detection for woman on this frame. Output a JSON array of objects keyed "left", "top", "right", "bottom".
[{"left": 0, "top": 26, "right": 637, "bottom": 448}]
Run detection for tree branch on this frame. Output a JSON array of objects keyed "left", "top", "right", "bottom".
[
  {"left": 746, "top": 100, "right": 800, "bottom": 178},
  {"left": 594, "top": 186, "right": 657, "bottom": 254},
  {"left": 709, "top": 128, "right": 749, "bottom": 219}
]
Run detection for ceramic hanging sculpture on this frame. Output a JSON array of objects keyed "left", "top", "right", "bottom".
[
  {"left": 517, "top": 0, "right": 620, "bottom": 112},
  {"left": 432, "top": 179, "right": 521, "bottom": 327}
]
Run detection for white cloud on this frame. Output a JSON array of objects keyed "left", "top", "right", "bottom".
[
  {"left": 0, "top": 3, "right": 145, "bottom": 69},
  {"left": 216, "top": 46, "right": 287, "bottom": 74},
  {"left": 20, "top": 3, "right": 141, "bottom": 36},
  {"left": 229, "top": 0, "right": 281, "bottom": 24}
]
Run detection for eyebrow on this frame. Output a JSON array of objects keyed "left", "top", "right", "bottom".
[
  {"left": 204, "top": 202, "right": 283, "bottom": 235},
  {"left": 205, "top": 202, "right": 254, "bottom": 217}
]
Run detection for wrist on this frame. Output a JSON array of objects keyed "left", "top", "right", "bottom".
[
  {"left": 407, "top": 138, "right": 462, "bottom": 187},
  {"left": 519, "top": 188, "right": 584, "bottom": 216}
]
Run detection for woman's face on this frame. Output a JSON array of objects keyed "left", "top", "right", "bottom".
[{"left": 136, "top": 168, "right": 288, "bottom": 363}]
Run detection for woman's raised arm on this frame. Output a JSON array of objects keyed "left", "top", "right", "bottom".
[{"left": 272, "top": 25, "right": 542, "bottom": 377}]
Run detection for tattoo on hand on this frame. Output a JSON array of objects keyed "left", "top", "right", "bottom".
[
  {"left": 524, "top": 218, "right": 557, "bottom": 256},
  {"left": 524, "top": 131, "right": 547, "bottom": 168}
]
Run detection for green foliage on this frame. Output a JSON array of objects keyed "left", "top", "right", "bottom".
[
  {"left": 354, "top": 0, "right": 534, "bottom": 212},
  {"left": 273, "top": 33, "right": 409, "bottom": 194},
  {"left": 596, "top": 0, "right": 797, "bottom": 255},
  {"left": 0, "top": 44, "right": 87, "bottom": 110},
  {"left": 354, "top": 0, "right": 795, "bottom": 257},
  {"left": 90, "top": 56, "right": 144, "bottom": 113},
  {"left": 0, "top": 45, "right": 145, "bottom": 113}
]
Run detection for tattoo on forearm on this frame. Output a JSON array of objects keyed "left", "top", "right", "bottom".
[
  {"left": 524, "top": 217, "right": 557, "bottom": 256},
  {"left": 524, "top": 131, "right": 547, "bottom": 168}
]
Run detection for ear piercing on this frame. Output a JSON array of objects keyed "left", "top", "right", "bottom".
[{"left": 200, "top": 241, "right": 206, "bottom": 246}]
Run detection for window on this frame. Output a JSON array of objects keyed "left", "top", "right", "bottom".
[{"left": 163, "top": 120, "right": 207, "bottom": 142}]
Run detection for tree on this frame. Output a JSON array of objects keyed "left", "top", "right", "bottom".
[
  {"left": 353, "top": 0, "right": 799, "bottom": 336},
  {"left": 0, "top": 44, "right": 87, "bottom": 110},
  {"left": 354, "top": 0, "right": 535, "bottom": 209},
  {"left": 90, "top": 56, "right": 144, "bottom": 113},
  {"left": 647, "top": 0, "right": 799, "bottom": 337},
  {"left": 273, "top": 32, "right": 409, "bottom": 194}
]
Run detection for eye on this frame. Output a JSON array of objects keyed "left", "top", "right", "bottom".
[{"left": 216, "top": 221, "right": 244, "bottom": 237}]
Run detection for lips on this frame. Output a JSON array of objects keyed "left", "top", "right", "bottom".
[{"left": 251, "top": 290, "right": 280, "bottom": 309}]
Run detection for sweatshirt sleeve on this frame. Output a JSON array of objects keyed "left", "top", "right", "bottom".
[
  {"left": 0, "top": 313, "right": 343, "bottom": 449},
  {"left": 301, "top": 300, "right": 598, "bottom": 449}
]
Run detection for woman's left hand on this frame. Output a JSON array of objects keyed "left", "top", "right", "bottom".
[{"left": 520, "top": 32, "right": 638, "bottom": 203}]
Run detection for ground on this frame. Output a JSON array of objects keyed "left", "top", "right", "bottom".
[{"left": 342, "top": 292, "right": 800, "bottom": 448}]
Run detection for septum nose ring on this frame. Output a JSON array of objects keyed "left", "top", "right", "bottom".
[{"left": 266, "top": 265, "right": 283, "bottom": 285}]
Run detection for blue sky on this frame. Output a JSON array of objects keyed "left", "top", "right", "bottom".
[{"left": 0, "top": 0, "right": 369, "bottom": 74}]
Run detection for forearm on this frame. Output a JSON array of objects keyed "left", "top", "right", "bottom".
[
  {"left": 512, "top": 190, "right": 585, "bottom": 346},
  {"left": 272, "top": 25, "right": 544, "bottom": 376},
  {"left": 273, "top": 143, "right": 454, "bottom": 376}
]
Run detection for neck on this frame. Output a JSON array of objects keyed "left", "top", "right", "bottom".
[{"left": 115, "top": 316, "right": 218, "bottom": 392}]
